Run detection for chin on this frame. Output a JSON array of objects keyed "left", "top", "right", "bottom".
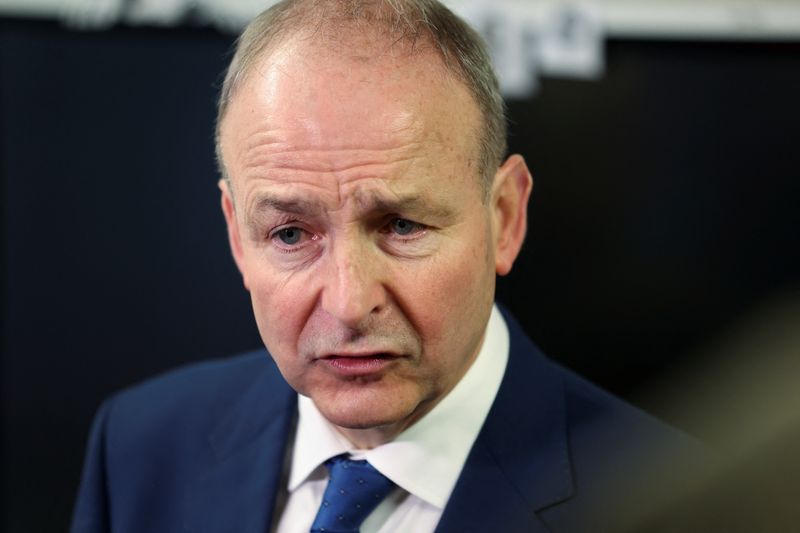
[
  {"left": 314, "top": 388, "right": 422, "bottom": 433},
  {"left": 321, "top": 404, "right": 410, "bottom": 431}
]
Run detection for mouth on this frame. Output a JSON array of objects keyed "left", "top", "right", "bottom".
[{"left": 317, "top": 352, "right": 400, "bottom": 377}]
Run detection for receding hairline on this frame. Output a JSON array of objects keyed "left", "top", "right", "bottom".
[
  {"left": 215, "top": 0, "right": 508, "bottom": 197},
  {"left": 218, "top": 5, "right": 472, "bottom": 135},
  {"left": 217, "top": 30, "right": 484, "bottom": 179}
]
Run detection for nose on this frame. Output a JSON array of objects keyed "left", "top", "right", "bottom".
[{"left": 320, "top": 239, "right": 387, "bottom": 329}]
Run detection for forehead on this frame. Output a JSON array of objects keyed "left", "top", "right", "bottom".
[{"left": 219, "top": 36, "right": 482, "bottom": 184}]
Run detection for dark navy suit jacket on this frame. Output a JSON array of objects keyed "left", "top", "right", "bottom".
[{"left": 71, "top": 312, "right": 705, "bottom": 532}]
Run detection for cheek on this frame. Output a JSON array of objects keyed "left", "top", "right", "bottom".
[
  {"left": 405, "top": 239, "right": 494, "bottom": 354},
  {"left": 245, "top": 262, "right": 311, "bottom": 360}
]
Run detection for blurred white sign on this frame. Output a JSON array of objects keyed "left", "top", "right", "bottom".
[
  {"left": 454, "top": 0, "right": 603, "bottom": 98},
  {"left": 0, "top": 0, "right": 608, "bottom": 98},
  {"left": 456, "top": 1, "right": 541, "bottom": 97},
  {"left": 2, "top": 0, "right": 799, "bottom": 98},
  {"left": 3, "top": 0, "right": 799, "bottom": 39},
  {"left": 53, "top": 0, "right": 273, "bottom": 31},
  {"left": 538, "top": 1, "right": 604, "bottom": 79}
]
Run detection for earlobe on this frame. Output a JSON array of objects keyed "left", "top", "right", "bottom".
[
  {"left": 219, "top": 179, "right": 250, "bottom": 290},
  {"left": 492, "top": 154, "right": 533, "bottom": 276}
]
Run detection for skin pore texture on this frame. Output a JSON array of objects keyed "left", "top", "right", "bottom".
[{"left": 218, "top": 33, "right": 532, "bottom": 449}]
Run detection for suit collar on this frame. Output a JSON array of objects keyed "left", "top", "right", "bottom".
[
  {"left": 435, "top": 309, "right": 574, "bottom": 532},
  {"left": 184, "top": 353, "right": 297, "bottom": 533}
]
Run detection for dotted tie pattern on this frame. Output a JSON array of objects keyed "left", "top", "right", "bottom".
[{"left": 309, "top": 455, "right": 396, "bottom": 533}]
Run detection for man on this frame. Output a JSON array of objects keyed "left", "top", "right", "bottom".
[{"left": 72, "top": 1, "right": 706, "bottom": 532}]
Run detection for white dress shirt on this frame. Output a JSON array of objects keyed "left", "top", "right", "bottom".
[{"left": 275, "top": 305, "right": 510, "bottom": 533}]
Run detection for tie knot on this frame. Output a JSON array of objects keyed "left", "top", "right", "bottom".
[{"left": 310, "top": 455, "right": 395, "bottom": 533}]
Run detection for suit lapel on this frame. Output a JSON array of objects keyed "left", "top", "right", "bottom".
[
  {"left": 183, "top": 358, "right": 296, "bottom": 533},
  {"left": 435, "top": 311, "right": 574, "bottom": 532}
]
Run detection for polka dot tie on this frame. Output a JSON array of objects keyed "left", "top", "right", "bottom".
[{"left": 309, "top": 455, "right": 396, "bottom": 533}]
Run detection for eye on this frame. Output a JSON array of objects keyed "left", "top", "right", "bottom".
[
  {"left": 388, "top": 218, "right": 422, "bottom": 236},
  {"left": 274, "top": 227, "right": 304, "bottom": 245}
]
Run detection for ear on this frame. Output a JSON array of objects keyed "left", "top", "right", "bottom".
[
  {"left": 219, "top": 179, "right": 250, "bottom": 290},
  {"left": 491, "top": 154, "right": 533, "bottom": 276}
]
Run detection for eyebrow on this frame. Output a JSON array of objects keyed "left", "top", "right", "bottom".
[
  {"left": 365, "top": 196, "right": 428, "bottom": 215},
  {"left": 356, "top": 192, "right": 457, "bottom": 221},
  {"left": 251, "top": 196, "right": 324, "bottom": 216},
  {"left": 247, "top": 191, "right": 456, "bottom": 223}
]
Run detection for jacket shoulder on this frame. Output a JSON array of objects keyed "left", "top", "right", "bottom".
[
  {"left": 105, "top": 349, "right": 288, "bottom": 443},
  {"left": 545, "top": 364, "right": 712, "bottom": 530},
  {"left": 113, "top": 350, "right": 278, "bottom": 407},
  {"left": 560, "top": 365, "right": 702, "bottom": 453},
  {"left": 71, "top": 350, "right": 295, "bottom": 532}
]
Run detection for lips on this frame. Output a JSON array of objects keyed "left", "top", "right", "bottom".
[{"left": 317, "top": 352, "right": 400, "bottom": 377}]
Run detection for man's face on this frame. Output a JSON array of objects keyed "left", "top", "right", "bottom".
[{"left": 219, "top": 38, "right": 517, "bottom": 444}]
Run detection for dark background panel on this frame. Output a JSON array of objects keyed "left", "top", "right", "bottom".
[
  {"left": 1, "top": 21, "right": 257, "bottom": 532},
  {"left": 498, "top": 40, "right": 800, "bottom": 394},
  {"left": 1, "top": 19, "right": 799, "bottom": 532}
]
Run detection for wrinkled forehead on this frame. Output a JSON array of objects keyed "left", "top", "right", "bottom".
[{"left": 219, "top": 34, "right": 482, "bottom": 170}]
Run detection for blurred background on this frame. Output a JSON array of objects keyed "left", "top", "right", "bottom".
[{"left": 1, "top": 0, "right": 799, "bottom": 531}]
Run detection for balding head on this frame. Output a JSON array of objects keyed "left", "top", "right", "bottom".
[{"left": 215, "top": 0, "right": 507, "bottom": 196}]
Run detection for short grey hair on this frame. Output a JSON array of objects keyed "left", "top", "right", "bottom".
[{"left": 215, "top": 0, "right": 507, "bottom": 196}]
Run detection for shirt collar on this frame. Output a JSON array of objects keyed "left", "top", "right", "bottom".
[{"left": 287, "top": 304, "right": 510, "bottom": 508}]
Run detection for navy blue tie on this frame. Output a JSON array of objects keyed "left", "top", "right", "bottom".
[{"left": 310, "top": 455, "right": 395, "bottom": 533}]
